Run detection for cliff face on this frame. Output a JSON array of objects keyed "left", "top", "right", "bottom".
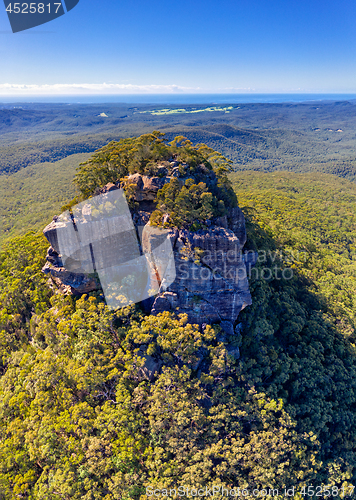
[
  {"left": 150, "top": 210, "right": 251, "bottom": 327},
  {"left": 42, "top": 173, "right": 252, "bottom": 334},
  {"left": 42, "top": 224, "right": 100, "bottom": 294}
]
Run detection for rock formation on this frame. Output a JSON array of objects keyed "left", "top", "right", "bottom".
[
  {"left": 42, "top": 220, "right": 100, "bottom": 295},
  {"left": 42, "top": 170, "right": 252, "bottom": 335}
]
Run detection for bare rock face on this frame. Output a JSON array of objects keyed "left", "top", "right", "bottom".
[
  {"left": 228, "top": 206, "right": 247, "bottom": 247},
  {"left": 96, "top": 182, "right": 118, "bottom": 195},
  {"left": 150, "top": 212, "right": 252, "bottom": 328},
  {"left": 42, "top": 237, "right": 99, "bottom": 295}
]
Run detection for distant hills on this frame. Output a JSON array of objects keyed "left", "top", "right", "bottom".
[
  {"left": 1, "top": 100, "right": 356, "bottom": 244},
  {"left": 1, "top": 100, "right": 356, "bottom": 180}
]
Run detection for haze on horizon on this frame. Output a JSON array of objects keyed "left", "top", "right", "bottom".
[{"left": 0, "top": 0, "right": 355, "bottom": 95}]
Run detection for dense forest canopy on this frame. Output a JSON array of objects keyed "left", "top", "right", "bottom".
[{"left": 0, "top": 135, "right": 356, "bottom": 498}]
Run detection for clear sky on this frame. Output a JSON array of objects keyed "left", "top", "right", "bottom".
[{"left": 0, "top": 0, "right": 355, "bottom": 94}]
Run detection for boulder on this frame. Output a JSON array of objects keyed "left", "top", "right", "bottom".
[
  {"left": 97, "top": 182, "right": 119, "bottom": 194},
  {"left": 137, "top": 347, "right": 163, "bottom": 381},
  {"left": 42, "top": 259, "right": 99, "bottom": 295},
  {"left": 226, "top": 344, "right": 240, "bottom": 360}
]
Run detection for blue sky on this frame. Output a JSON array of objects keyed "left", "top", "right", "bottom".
[{"left": 0, "top": 0, "right": 355, "bottom": 94}]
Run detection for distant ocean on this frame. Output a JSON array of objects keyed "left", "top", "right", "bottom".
[{"left": 1, "top": 93, "right": 356, "bottom": 105}]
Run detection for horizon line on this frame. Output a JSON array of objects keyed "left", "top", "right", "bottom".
[{"left": 1, "top": 91, "right": 356, "bottom": 96}]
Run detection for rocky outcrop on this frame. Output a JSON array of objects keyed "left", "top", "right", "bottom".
[
  {"left": 42, "top": 263, "right": 99, "bottom": 295},
  {"left": 121, "top": 173, "right": 169, "bottom": 202},
  {"left": 42, "top": 237, "right": 100, "bottom": 295},
  {"left": 42, "top": 178, "right": 252, "bottom": 332}
]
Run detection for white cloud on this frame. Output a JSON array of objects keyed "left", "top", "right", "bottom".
[
  {"left": 0, "top": 83, "right": 200, "bottom": 94},
  {"left": 0, "top": 83, "right": 255, "bottom": 95}
]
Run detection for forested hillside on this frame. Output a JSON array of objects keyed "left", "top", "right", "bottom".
[
  {"left": 1, "top": 101, "right": 356, "bottom": 180},
  {"left": 2, "top": 101, "right": 356, "bottom": 248},
  {"left": 0, "top": 132, "right": 356, "bottom": 499},
  {"left": 0, "top": 153, "right": 91, "bottom": 247},
  {"left": 232, "top": 172, "right": 356, "bottom": 493},
  {"left": 231, "top": 171, "right": 356, "bottom": 338}
]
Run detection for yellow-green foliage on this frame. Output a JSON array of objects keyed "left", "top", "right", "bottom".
[
  {"left": 74, "top": 132, "right": 237, "bottom": 231},
  {"left": 0, "top": 294, "right": 322, "bottom": 499},
  {"left": 1, "top": 171, "right": 356, "bottom": 498},
  {"left": 150, "top": 178, "right": 225, "bottom": 230},
  {"left": 0, "top": 232, "right": 51, "bottom": 370},
  {"left": 230, "top": 171, "right": 356, "bottom": 337},
  {"left": 73, "top": 132, "right": 235, "bottom": 197}
]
